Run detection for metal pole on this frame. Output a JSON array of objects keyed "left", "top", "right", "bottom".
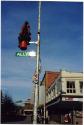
[
  {"left": 44, "top": 80, "right": 46, "bottom": 123},
  {"left": 33, "top": 1, "right": 41, "bottom": 124}
]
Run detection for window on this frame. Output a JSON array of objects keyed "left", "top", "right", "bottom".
[
  {"left": 51, "top": 90, "right": 53, "bottom": 99},
  {"left": 79, "top": 81, "right": 83, "bottom": 93},
  {"left": 53, "top": 87, "right": 55, "bottom": 97},
  {"left": 66, "top": 81, "right": 76, "bottom": 93},
  {"left": 48, "top": 93, "right": 50, "bottom": 101}
]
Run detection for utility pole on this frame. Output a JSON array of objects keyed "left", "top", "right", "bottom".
[{"left": 33, "top": 1, "right": 41, "bottom": 124}]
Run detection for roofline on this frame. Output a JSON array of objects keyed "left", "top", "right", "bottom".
[
  {"left": 40, "top": 70, "right": 83, "bottom": 86},
  {"left": 40, "top": 71, "right": 60, "bottom": 85}
]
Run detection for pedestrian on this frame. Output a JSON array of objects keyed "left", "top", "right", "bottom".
[
  {"left": 68, "top": 113, "right": 72, "bottom": 123},
  {"left": 64, "top": 114, "right": 68, "bottom": 124}
]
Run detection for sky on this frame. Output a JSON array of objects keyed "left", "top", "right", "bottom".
[{"left": 1, "top": 1, "right": 83, "bottom": 103}]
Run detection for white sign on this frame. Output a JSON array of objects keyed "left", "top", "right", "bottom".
[{"left": 62, "top": 97, "right": 83, "bottom": 102}]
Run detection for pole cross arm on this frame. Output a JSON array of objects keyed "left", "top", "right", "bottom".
[{"left": 29, "top": 41, "right": 37, "bottom": 44}]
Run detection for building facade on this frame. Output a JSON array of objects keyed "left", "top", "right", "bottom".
[
  {"left": 23, "top": 99, "right": 33, "bottom": 116},
  {"left": 39, "top": 70, "right": 83, "bottom": 124},
  {"left": 47, "top": 70, "right": 83, "bottom": 103}
]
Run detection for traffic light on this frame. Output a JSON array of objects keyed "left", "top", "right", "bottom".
[
  {"left": 18, "top": 40, "right": 28, "bottom": 50},
  {"left": 18, "top": 21, "right": 31, "bottom": 50}
]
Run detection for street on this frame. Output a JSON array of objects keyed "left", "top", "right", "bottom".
[{"left": 4, "top": 115, "right": 33, "bottom": 124}]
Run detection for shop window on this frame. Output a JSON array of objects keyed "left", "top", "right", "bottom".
[
  {"left": 79, "top": 81, "right": 83, "bottom": 93},
  {"left": 66, "top": 81, "right": 76, "bottom": 93}
]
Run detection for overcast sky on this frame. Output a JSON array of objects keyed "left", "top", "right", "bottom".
[{"left": 1, "top": 1, "right": 83, "bottom": 102}]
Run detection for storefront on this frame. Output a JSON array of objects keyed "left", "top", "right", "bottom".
[{"left": 46, "top": 96, "right": 83, "bottom": 124}]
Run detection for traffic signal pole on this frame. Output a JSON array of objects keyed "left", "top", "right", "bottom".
[{"left": 33, "top": 1, "right": 41, "bottom": 124}]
